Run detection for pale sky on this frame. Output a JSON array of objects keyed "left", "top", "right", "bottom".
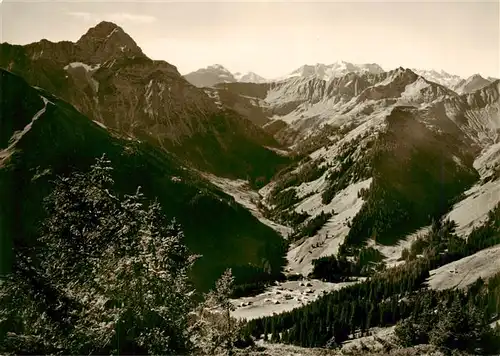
[{"left": 1, "top": 0, "right": 499, "bottom": 79}]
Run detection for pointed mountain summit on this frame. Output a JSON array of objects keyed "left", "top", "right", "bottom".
[
  {"left": 14, "top": 21, "right": 145, "bottom": 68},
  {"left": 453, "top": 74, "right": 492, "bottom": 94}
]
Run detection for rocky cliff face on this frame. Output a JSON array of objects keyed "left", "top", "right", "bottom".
[{"left": 443, "top": 80, "right": 500, "bottom": 145}]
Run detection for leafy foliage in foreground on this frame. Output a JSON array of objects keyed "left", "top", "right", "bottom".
[
  {"left": 0, "top": 156, "right": 256, "bottom": 355},
  {"left": 1, "top": 155, "right": 197, "bottom": 354},
  {"left": 194, "top": 269, "right": 252, "bottom": 355}
]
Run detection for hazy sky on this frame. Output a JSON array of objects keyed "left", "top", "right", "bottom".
[{"left": 1, "top": 0, "right": 499, "bottom": 78}]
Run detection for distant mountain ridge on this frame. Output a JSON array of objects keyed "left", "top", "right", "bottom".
[
  {"left": 183, "top": 61, "right": 497, "bottom": 98},
  {"left": 411, "top": 68, "right": 463, "bottom": 89},
  {"left": 452, "top": 74, "right": 493, "bottom": 94},
  {"left": 281, "top": 61, "right": 385, "bottom": 81},
  {"left": 184, "top": 64, "right": 269, "bottom": 87},
  {"left": 184, "top": 64, "right": 237, "bottom": 87}
]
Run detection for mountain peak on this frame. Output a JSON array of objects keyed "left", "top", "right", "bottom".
[
  {"left": 207, "top": 64, "right": 229, "bottom": 71},
  {"left": 286, "top": 61, "right": 384, "bottom": 81},
  {"left": 77, "top": 21, "right": 121, "bottom": 42},
  {"left": 76, "top": 21, "right": 145, "bottom": 64},
  {"left": 453, "top": 73, "right": 492, "bottom": 94},
  {"left": 469, "top": 73, "right": 485, "bottom": 80}
]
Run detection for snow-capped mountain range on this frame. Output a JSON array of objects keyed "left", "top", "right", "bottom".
[
  {"left": 185, "top": 62, "right": 497, "bottom": 96},
  {"left": 281, "top": 61, "right": 385, "bottom": 81}
]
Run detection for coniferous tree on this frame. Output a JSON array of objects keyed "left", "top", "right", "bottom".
[
  {"left": 1, "top": 155, "right": 198, "bottom": 355},
  {"left": 195, "top": 269, "right": 240, "bottom": 356}
]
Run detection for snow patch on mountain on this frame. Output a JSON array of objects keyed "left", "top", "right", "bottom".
[
  {"left": 64, "top": 62, "right": 101, "bottom": 72},
  {"left": 445, "top": 143, "right": 500, "bottom": 237},
  {"left": 204, "top": 88, "right": 223, "bottom": 109},
  {"left": 428, "top": 244, "right": 500, "bottom": 290},
  {"left": 397, "top": 77, "right": 431, "bottom": 105},
  {"left": 64, "top": 62, "right": 101, "bottom": 92},
  {"left": 412, "top": 68, "right": 463, "bottom": 89},
  {"left": 282, "top": 61, "right": 384, "bottom": 82}
]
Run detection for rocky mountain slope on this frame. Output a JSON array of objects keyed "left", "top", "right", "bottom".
[
  {"left": 208, "top": 67, "right": 500, "bottom": 275},
  {"left": 452, "top": 74, "right": 493, "bottom": 94},
  {"left": 215, "top": 68, "right": 462, "bottom": 143},
  {"left": 284, "top": 65, "right": 469, "bottom": 93},
  {"left": 0, "top": 69, "right": 287, "bottom": 291},
  {"left": 0, "top": 22, "right": 289, "bottom": 184}
]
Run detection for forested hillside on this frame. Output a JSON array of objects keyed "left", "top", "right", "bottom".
[
  {"left": 0, "top": 69, "right": 286, "bottom": 292},
  {"left": 244, "top": 206, "right": 500, "bottom": 353}
]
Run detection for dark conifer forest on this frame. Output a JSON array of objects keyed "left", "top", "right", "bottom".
[{"left": 243, "top": 205, "right": 500, "bottom": 354}]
